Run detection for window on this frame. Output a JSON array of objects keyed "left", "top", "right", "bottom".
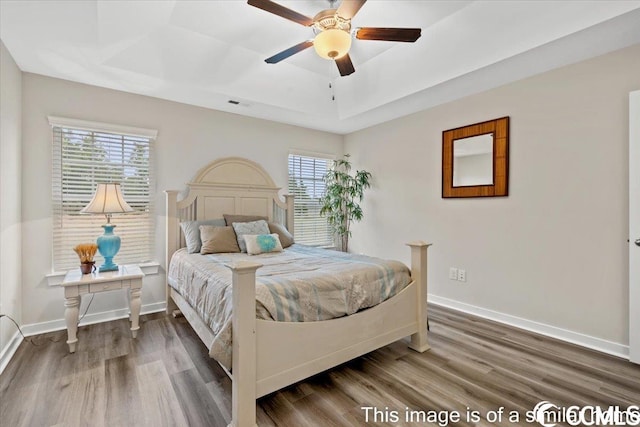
[
  {"left": 50, "top": 117, "right": 156, "bottom": 271},
  {"left": 288, "top": 153, "right": 333, "bottom": 247}
]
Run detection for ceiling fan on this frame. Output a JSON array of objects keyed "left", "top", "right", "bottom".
[{"left": 247, "top": 0, "right": 421, "bottom": 76}]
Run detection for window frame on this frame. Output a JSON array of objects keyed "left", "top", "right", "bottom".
[
  {"left": 49, "top": 116, "right": 157, "bottom": 272},
  {"left": 287, "top": 151, "right": 335, "bottom": 248}
]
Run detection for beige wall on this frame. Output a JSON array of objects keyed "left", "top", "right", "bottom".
[
  {"left": 0, "top": 41, "right": 23, "bottom": 352},
  {"left": 21, "top": 74, "right": 342, "bottom": 327},
  {"left": 345, "top": 44, "right": 640, "bottom": 349}
]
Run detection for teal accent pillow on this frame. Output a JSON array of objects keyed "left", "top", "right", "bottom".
[
  {"left": 257, "top": 234, "right": 277, "bottom": 251},
  {"left": 244, "top": 233, "right": 284, "bottom": 255}
]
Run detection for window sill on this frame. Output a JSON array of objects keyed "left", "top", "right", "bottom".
[
  {"left": 139, "top": 262, "right": 160, "bottom": 275},
  {"left": 46, "top": 261, "right": 160, "bottom": 287}
]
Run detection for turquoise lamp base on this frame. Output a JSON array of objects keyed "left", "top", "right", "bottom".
[
  {"left": 97, "top": 224, "right": 121, "bottom": 272},
  {"left": 99, "top": 261, "right": 119, "bottom": 272}
]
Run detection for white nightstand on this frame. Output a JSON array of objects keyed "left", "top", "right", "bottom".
[{"left": 61, "top": 264, "right": 145, "bottom": 353}]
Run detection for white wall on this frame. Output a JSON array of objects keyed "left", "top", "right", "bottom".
[
  {"left": 0, "top": 41, "right": 22, "bottom": 351},
  {"left": 345, "top": 44, "right": 640, "bottom": 351},
  {"left": 21, "top": 74, "right": 342, "bottom": 328}
]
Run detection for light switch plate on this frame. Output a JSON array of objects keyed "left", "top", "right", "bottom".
[
  {"left": 457, "top": 269, "right": 466, "bottom": 282},
  {"left": 449, "top": 267, "right": 458, "bottom": 280}
]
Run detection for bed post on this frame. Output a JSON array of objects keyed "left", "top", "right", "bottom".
[
  {"left": 165, "top": 190, "right": 179, "bottom": 315},
  {"left": 284, "top": 194, "right": 294, "bottom": 235},
  {"left": 407, "top": 241, "right": 431, "bottom": 352},
  {"left": 228, "top": 261, "right": 262, "bottom": 427}
]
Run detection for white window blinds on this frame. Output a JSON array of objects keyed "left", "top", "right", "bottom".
[
  {"left": 51, "top": 119, "right": 156, "bottom": 271},
  {"left": 288, "top": 154, "right": 333, "bottom": 247}
]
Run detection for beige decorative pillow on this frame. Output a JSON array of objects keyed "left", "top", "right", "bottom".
[
  {"left": 199, "top": 226, "right": 240, "bottom": 254},
  {"left": 223, "top": 214, "right": 268, "bottom": 226},
  {"left": 180, "top": 218, "right": 226, "bottom": 253},
  {"left": 244, "top": 233, "right": 284, "bottom": 255},
  {"left": 268, "top": 222, "right": 294, "bottom": 248}
]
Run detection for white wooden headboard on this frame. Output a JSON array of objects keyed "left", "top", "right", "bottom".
[{"left": 165, "top": 157, "right": 294, "bottom": 270}]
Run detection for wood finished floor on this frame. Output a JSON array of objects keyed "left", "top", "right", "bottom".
[{"left": 1, "top": 305, "right": 639, "bottom": 427}]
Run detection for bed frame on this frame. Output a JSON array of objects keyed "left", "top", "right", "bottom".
[{"left": 165, "top": 157, "right": 431, "bottom": 427}]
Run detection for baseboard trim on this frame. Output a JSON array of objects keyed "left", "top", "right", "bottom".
[
  {"left": 20, "top": 302, "right": 167, "bottom": 337},
  {"left": 429, "top": 295, "right": 629, "bottom": 360},
  {"left": 0, "top": 330, "right": 24, "bottom": 375}
]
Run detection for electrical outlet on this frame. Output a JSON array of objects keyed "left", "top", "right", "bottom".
[
  {"left": 449, "top": 267, "right": 458, "bottom": 280},
  {"left": 457, "top": 269, "right": 466, "bottom": 282}
]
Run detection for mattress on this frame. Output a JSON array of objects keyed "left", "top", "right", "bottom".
[{"left": 168, "top": 244, "right": 412, "bottom": 368}]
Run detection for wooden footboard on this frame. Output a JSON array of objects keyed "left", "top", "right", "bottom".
[{"left": 226, "top": 241, "right": 431, "bottom": 427}]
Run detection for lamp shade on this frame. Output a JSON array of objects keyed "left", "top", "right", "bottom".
[
  {"left": 81, "top": 183, "right": 134, "bottom": 215},
  {"left": 314, "top": 29, "right": 352, "bottom": 60}
]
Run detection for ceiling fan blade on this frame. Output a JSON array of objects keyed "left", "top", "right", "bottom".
[
  {"left": 265, "top": 41, "right": 314, "bottom": 64},
  {"left": 335, "top": 54, "right": 355, "bottom": 76},
  {"left": 336, "top": 0, "right": 367, "bottom": 19},
  {"left": 356, "top": 27, "right": 422, "bottom": 42},
  {"left": 247, "top": 0, "right": 314, "bottom": 26}
]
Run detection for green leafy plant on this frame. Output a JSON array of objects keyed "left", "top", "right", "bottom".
[{"left": 320, "top": 154, "right": 372, "bottom": 252}]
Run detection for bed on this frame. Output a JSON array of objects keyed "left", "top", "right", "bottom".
[{"left": 165, "top": 157, "right": 431, "bottom": 427}]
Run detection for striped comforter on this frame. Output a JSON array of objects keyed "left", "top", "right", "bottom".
[{"left": 167, "top": 244, "right": 412, "bottom": 368}]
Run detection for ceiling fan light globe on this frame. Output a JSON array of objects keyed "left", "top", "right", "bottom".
[{"left": 314, "top": 29, "right": 351, "bottom": 60}]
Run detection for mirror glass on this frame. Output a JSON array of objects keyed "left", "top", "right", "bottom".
[
  {"left": 453, "top": 133, "right": 494, "bottom": 187},
  {"left": 442, "top": 116, "right": 508, "bottom": 198}
]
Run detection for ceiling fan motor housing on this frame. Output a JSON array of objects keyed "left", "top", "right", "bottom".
[{"left": 313, "top": 9, "right": 352, "bottom": 34}]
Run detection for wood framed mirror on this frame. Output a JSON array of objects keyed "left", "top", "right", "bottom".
[{"left": 442, "top": 116, "right": 509, "bottom": 198}]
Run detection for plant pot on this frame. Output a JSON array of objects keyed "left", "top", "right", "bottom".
[{"left": 80, "top": 261, "right": 96, "bottom": 275}]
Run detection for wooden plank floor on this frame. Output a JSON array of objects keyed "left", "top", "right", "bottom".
[{"left": 1, "top": 305, "right": 638, "bottom": 426}]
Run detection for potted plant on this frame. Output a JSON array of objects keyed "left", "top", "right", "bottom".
[{"left": 320, "top": 154, "right": 372, "bottom": 252}]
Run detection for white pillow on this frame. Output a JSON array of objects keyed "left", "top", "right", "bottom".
[
  {"left": 232, "top": 220, "right": 270, "bottom": 252},
  {"left": 244, "top": 233, "right": 284, "bottom": 255}
]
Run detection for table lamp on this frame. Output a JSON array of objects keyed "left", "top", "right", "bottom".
[{"left": 81, "top": 183, "right": 134, "bottom": 272}]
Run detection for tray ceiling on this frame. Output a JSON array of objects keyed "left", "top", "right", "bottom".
[{"left": 2, "top": 1, "right": 640, "bottom": 134}]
